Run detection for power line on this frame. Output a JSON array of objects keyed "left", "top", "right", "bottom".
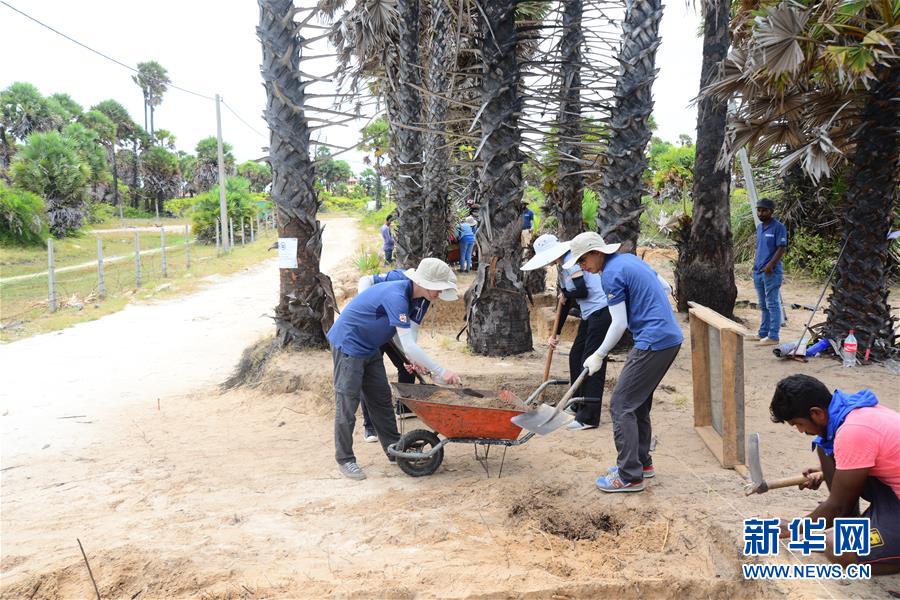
[
  {"left": 0, "top": 0, "right": 215, "bottom": 101},
  {"left": 221, "top": 99, "right": 268, "bottom": 140}
]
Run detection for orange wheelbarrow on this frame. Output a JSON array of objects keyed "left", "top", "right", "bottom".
[{"left": 386, "top": 379, "right": 571, "bottom": 477}]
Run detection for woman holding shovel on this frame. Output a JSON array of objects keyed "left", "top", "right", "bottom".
[{"left": 522, "top": 234, "right": 611, "bottom": 431}]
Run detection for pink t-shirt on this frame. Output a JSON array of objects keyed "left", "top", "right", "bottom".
[{"left": 833, "top": 405, "right": 900, "bottom": 499}]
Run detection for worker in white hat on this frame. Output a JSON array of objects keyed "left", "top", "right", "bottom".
[
  {"left": 563, "top": 232, "right": 681, "bottom": 493},
  {"left": 522, "top": 233, "right": 612, "bottom": 430},
  {"left": 328, "top": 258, "right": 462, "bottom": 480},
  {"left": 456, "top": 215, "right": 478, "bottom": 273}
]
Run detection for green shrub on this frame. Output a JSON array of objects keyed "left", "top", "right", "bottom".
[
  {"left": 730, "top": 191, "right": 757, "bottom": 262},
  {"left": 783, "top": 228, "right": 838, "bottom": 280},
  {"left": 86, "top": 202, "right": 117, "bottom": 224},
  {"left": 0, "top": 183, "right": 48, "bottom": 245},
  {"left": 320, "top": 191, "right": 367, "bottom": 213},
  {"left": 361, "top": 201, "right": 397, "bottom": 227},
  {"left": 582, "top": 189, "right": 599, "bottom": 231},
  {"left": 355, "top": 247, "right": 383, "bottom": 275},
  {"left": 121, "top": 206, "right": 155, "bottom": 219},
  {"left": 166, "top": 195, "right": 200, "bottom": 217},
  {"left": 191, "top": 176, "right": 257, "bottom": 243}
]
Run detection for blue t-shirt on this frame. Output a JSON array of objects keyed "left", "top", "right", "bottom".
[
  {"left": 601, "top": 253, "right": 683, "bottom": 351},
  {"left": 372, "top": 270, "right": 430, "bottom": 324},
  {"left": 327, "top": 279, "right": 413, "bottom": 357},
  {"left": 456, "top": 223, "right": 476, "bottom": 241},
  {"left": 753, "top": 219, "right": 788, "bottom": 274},
  {"left": 561, "top": 252, "right": 608, "bottom": 319},
  {"left": 522, "top": 208, "right": 534, "bottom": 230}
]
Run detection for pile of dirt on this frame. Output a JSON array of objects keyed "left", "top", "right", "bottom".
[{"left": 409, "top": 388, "right": 526, "bottom": 411}]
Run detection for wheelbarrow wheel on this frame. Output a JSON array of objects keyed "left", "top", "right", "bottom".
[{"left": 395, "top": 429, "right": 443, "bottom": 477}]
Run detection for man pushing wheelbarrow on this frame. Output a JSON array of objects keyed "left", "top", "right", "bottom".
[{"left": 327, "top": 258, "right": 463, "bottom": 481}]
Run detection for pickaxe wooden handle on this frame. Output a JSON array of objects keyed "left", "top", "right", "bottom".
[{"left": 765, "top": 474, "right": 811, "bottom": 491}]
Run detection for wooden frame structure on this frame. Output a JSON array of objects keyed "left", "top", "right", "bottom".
[{"left": 688, "top": 302, "right": 749, "bottom": 477}]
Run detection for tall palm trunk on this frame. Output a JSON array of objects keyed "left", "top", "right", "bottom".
[
  {"left": 110, "top": 143, "right": 120, "bottom": 207},
  {"left": 673, "top": 0, "right": 736, "bottom": 317},
  {"left": 131, "top": 139, "right": 140, "bottom": 208},
  {"left": 549, "top": 0, "right": 585, "bottom": 240},
  {"left": 467, "top": 0, "right": 532, "bottom": 356},
  {"left": 421, "top": 0, "right": 454, "bottom": 261},
  {"left": 596, "top": 0, "right": 663, "bottom": 250},
  {"left": 391, "top": 0, "right": 425, "bottom": 268},
  {"left": 374, "top": 154, "right": 383, "bottom": 210},
  {"left": 258, "top": 0, "right": 336, "bottom": 348},
  {"left": 826, "top": 64, "right": 898, "bottom": 357}
]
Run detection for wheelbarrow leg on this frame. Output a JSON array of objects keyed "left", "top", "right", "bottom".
[
  {"left": 498, "top": 446, "right": 508, "bottom": 479},
  {"left": 473, "top": 443, "right": 491, "bottom": 478}
]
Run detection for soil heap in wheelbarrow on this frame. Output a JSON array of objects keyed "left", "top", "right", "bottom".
[{"left": 420, "top": 388, "right": 524, "bottom": 411}]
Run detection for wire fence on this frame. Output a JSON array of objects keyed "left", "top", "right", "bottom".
[{"left": 1, "top": 216, "right": 276, "bottom": 328}]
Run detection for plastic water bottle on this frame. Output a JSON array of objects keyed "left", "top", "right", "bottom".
[{"left": 842, "top": 330, "right": 857, "bottom": 368}]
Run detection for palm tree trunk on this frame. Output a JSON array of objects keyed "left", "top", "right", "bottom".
[
  {"left": 673, "top": 0, "right": 736, "bottom": 317},
  {"left": 467, "top": 0, "right": 532, "bottom": 356},
  {"left": 421, "top": 0, "right": 454, "bottom": 261},
  {"left": 110, "top": 143, "right": 120, "bottom": 207},
  {"left": 390, "top": 0, "right": 425, "bottom": 268},
  {"left": 132, "top": 139, "right": 140, "bottom": 208},
  {"left": 374, "top": 154, "right": 383, "bottom": 210},
  {"left": 0, "top": 126, "right": 11, "bottom": 182},
  {"left": 826, "top": 64, "right": 898, "bottom": 358},
  {"left": 548, "top": 0, "right": 585, "bottom": 240},
  {"left": 150, "top": 105, "right": 155, "bottom": 139},
  {"left": 258, "top": 0, "right": 336, "bottom": 348},
  {"left": 596, "top": 0, "right": 663, "bottom": 250}
]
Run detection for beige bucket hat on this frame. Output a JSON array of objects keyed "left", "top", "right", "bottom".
[
  {"left": 404, "top": 258, "right": 459, "bottom": 301},
  {"left": 561, "top": 232, "right": 621, "bottom": 269}
]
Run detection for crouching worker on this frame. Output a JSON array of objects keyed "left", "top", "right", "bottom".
[
  {"left": 327, "top": 258, "right": 462, "bottom": 481},
  {"left": 770, "top": 375, "right": 900, "bottom": 575}
]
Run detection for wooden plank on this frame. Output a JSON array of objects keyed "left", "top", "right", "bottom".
[
  {"left": 690, "top": 315, "right": 712, "bottom": 427},
  {"left": 734, "top": 464, "right": 750, "bottom": 479},
  {"left": 695, "top": 426, "right": 724, "bottom": 465},
  {"left": 720, "top": 330, "right": 743, "bottom": 467},
  {"left": 688, "top": 301, "right": 750, "bottom": 336}
]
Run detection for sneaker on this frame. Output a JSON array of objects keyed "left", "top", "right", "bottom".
[
  {"left": 607, "top": 465, "right": 655, "bottom": 479},
  {"left": 566, "top": 420, "right": 598, "bottom": 431},
  {"left": 363, "top": 427, "right": 378, "bottom": 443},
  {"left": 338, "top": 461, "right": 366, "bottom": 480},
  {"left": 758, "top": 338, "right": 778, "bottom": 346},
  {"left": 595, "top": 472, "right": 644, "bottom": 493}
]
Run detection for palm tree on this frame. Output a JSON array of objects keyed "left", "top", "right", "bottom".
[
  {"left": 595, "top": 0, "right": 664, "bottom": 250},
  {"left": 710, "top": 0, "right": 898, "bottom": 355},
  {"left": 93, "top": 99, "right": 137, "bottom": 209},
  {"left": 673, "top": 0, "right": 736, "bottom": 317},
  {"left": 467, "top": 0, "right": 532, "bottom": 356},
  {"left": 258, "top": 0, "right": 336, "bottom": 348},
  {"left": 132, "top": 61, "right": 170, "bottom": 138}
]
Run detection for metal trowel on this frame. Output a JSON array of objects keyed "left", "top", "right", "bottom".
[{"left": 511, "top": 368, "right": 588, "bottom": 435}]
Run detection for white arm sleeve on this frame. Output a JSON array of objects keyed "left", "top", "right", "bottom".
[
  {"left": 656, "top": 274, "right": 673, "bottom": 296},
  {"left": 595, "top": 302, "right": 628, "bottom": 358},
  {"left": 395, "top": 327, "right": 444, "bottom": 376},
  {"left": 357, "top": 275, "right": 375, "bottom": 294}
]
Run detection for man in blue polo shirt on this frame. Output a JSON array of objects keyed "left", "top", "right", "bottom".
[
  {"left": 328, "top": 258, "right": 462, "bottom": 480},
  {"left": 753, "top": 198, "right": 788, "bottom": 345},
  {"left": 564, "top": 232, "right": 683, "bottom": 493}
]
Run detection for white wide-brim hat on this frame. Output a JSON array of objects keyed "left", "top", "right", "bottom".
[
  {"left": 521, "top": 233, "right": 571, "bottom": 271},
  {"left": 404, "top": 258, "right": 459, "bottom": 301},
  {"left": 561, "top": 232, "right": 621, "bottom": 269},
  {"left": 464, "top": 216, "right": 477, "bottom": 226}
]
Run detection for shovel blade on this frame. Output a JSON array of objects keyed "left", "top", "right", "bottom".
[{"left": 511, "top": 404, "right": 574, "bottom": 435}]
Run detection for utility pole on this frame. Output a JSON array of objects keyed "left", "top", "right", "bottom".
[{"left": 215, "top": 94, "right": 229, "bottom": 252}]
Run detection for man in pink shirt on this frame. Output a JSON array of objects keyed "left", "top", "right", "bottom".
[{"left": 770, "top": 374, "right": 899, "bottom": 575}]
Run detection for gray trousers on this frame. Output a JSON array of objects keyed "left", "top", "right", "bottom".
[
  {"left": 331, "top": 346, "right": 400, "bottom": 465},
  {"left": 609, "top": 344, "right": 681, "bottom": 483}
]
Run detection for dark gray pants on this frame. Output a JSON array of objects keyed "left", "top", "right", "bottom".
[
  {"left": 332, "top": 346, "right": 400, "bottom": 465},
  {"left": 609, "top": 344, "right": 681, "bottom": 483}
]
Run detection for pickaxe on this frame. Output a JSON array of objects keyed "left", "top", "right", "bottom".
[{"left": 744, "top": 433, "right": 812, "bottom": 495}]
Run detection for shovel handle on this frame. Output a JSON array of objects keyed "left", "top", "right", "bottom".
[
  {"left": 767, "top": 474, "right": 811, "bottom": 491},
  {"left": 543, "top": 298, "right": 566, "bottom": 382},
  {"left": 551, "top": 368, "right": 589, "bottom": 418},
  {"left": 387, "top": 339, "right": 428, "bottom": 384}
]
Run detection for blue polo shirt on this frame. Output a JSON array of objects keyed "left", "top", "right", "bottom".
[
  {"left": 372, "top": 270, "right": 430, "bottom": 324},
  {"left": 522, "top": 208, "right": 534, "bottom": 230},
  {"left": 327, "top": 279, "right": 413, "bottom": 357},
  {"left": 754, "top": 219, "right": 788, "bottom": 274},
  {"left": 561, "top": 252, "right": 608, "bottom": 319},
  {"left": 601, "top": 253, "right": 682, "bottom": 351}
]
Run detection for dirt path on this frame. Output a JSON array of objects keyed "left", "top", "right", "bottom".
[{"left": 1, "top": 243, "right": 897, "bottom": 599}]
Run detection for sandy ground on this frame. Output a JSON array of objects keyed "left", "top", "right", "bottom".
[{"left": 2, "top": 234, "right": 898, "bottom": 599}]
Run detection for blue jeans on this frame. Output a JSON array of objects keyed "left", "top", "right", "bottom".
[
  {"left": 460, "top": 238, "right": 475, "bottom": 271},
  {"left": 753, "top": 271, "right": 783, "bottom": 340}
]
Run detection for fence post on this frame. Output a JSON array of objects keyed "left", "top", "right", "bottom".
[
  {"left": 97, "top": 238, "right": 106, "bottom": 298},
  {"left": 241, "top": 218, "right": 246, "bottom": 246},
  {"left": 47, "top": 238, "right": 57, "bottom": 312},
  {"left": 255, "top": 215, "right": 260, "bottom": 241},
  {"left": 250, "top": 216, "right": 255, "bottom": 243},
  {"left": 229, "top": 218, "right": 235, "bottom": 252},
  {"left": 185, "top": 224, "right": 191, "bottom": 269},
  {"left": 216, "top": 219, "right": 221, "bottom": 257},
  {"left": 160, "top": 227, "right": 167, "bottom": 278},
  {"left": 134, "top": 231, "right": 141, "bottom": 287}
]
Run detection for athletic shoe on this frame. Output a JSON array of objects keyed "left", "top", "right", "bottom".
[
  {"left": 338, "top": 461, "right": 366, "bottom": 480},
  {"left": 566, "top": 420, "right": 598, "bottom": 431},
  {"left": 607, "top": 464, "right": 655, "bottom": 479},
  {"left": 595, "top": 472, "right": 644, "bottom": 493},
  {"left": 363, "top": 427, "right": 378, "bottom": 443},
  {"left": 563, "top": 404, "right": 577, "bottom": 416},
  {"left": 758, "top": 338, "right": 778, "bottom": 346}
]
